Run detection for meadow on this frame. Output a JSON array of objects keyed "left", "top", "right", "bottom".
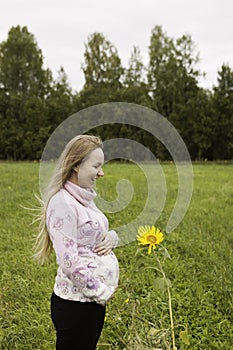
[{"left": 0, "top": 161, "right": 233, "bottom": 349}]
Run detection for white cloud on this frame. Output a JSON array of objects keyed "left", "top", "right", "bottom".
[{"left": 1, "top": 0, "right": 233, "bottom": 91}]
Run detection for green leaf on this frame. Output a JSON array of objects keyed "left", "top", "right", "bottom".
[
  {"left": 153, "top": 277, "right": 172, "bottom": 293},
  {"left": 148, "top": 327, "right": 161, "bottom": 337},
  {"left": 160, "top": 247, "right": 172, "bottom": 260},
  {"left": 180, "top": 329, "right": 190, "bottom": 345},
  {"left": 134, "top": 256, "right": 146, "bottom": 271},
  {"left": 135, "top": 247, "right": 146, "bottom": 257}
]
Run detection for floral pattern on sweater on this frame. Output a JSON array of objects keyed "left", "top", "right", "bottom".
[{"left": 46, "top": 181, "right": 119, "bottom": 305}]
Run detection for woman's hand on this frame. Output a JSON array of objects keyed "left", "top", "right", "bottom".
[{"left": 94, "top": 233, "right": 113, "bottom": 256}]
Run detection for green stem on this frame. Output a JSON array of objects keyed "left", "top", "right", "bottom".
[{"left": 153, "top": 250, "right": 176, "bottom": 350}]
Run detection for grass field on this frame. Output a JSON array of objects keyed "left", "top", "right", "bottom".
[{"left": 0, "top": 162, "right": 233, "bottom": 349}]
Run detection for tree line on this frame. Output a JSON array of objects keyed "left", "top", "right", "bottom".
[{"left": 0, "top": 25, "right": 232, "bottom": 160}]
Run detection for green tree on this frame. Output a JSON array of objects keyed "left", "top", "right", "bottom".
[
  {"left": 46, "top": 66, "right": 74, "bottom": 129},
  {"left": 74, "top": 32, "right": 124, "bottom": 113},
  {"left": 0, "top": 25, "right": 50, "bottom": 159},
  {"left": 81, "top": 32, "right": 124, "bottom": 89},
  {"left": 148, "top": 26, "right": 200, "bottom": 115},
  {"left": 211, "top": 64, "right": 233, "bottom": 159},
  {"left": 0, "top": 26, "right": 48, "bottom": 97},
  {"left": 123, "top": 46, "right": 145, "bottom": 87},
  {"left": 188, "top": 88, "right": 214, "bottom": 160},
  {"left": 147, "top": 25, "right": 203, "bottom": 159},
  {"left": 121, "top": 46, "right": 152, "bottom": 106}
]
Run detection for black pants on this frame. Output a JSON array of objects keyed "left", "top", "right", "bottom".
[{"left": 50, "top": 292, "right": 106, "bottom": 350}]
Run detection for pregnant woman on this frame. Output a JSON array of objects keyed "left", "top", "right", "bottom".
[{"left": 34, "top": 135, "right": 119, "bottom": 350}]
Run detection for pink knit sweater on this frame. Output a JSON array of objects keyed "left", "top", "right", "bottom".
[{"left": 46, "top": 180, "right": 119, "bottom": 305}]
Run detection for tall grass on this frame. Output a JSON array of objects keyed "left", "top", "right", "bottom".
[{"left": 0, "top": 162, "right": 232, "bottom": 349}]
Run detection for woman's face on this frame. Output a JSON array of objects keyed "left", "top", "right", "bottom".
[{"left": 75, "top": 147, "right": 104, "bottom": 188}]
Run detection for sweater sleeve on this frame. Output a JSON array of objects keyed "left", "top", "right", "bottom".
[{"left": 47, "top": 200, "right": 116, "bottom": 305}]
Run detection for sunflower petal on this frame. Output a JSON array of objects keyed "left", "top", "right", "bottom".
[{"left": 137, "top": 225, "right": 164, "bottom": 251}]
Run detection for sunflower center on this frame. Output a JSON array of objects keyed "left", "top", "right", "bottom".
[{"left": 148, "top": 235, "right": 157, "bottom": 244}]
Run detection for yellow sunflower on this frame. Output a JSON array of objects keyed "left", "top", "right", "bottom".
[{"left": 137, "top": 225, "right": 164, "bottom": 254}]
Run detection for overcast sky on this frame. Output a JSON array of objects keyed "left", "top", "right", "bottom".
[{"left": 1, "top": 0, "right": 233, "bottom": 92}]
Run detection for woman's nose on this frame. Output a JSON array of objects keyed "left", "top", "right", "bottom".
[{"left": 97, "top": 168, "right": 104, "bottom": 177}]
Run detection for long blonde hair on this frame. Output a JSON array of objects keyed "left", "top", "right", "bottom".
[{"left": 34, "top": 134, "right": 103, "bottom": 264}]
